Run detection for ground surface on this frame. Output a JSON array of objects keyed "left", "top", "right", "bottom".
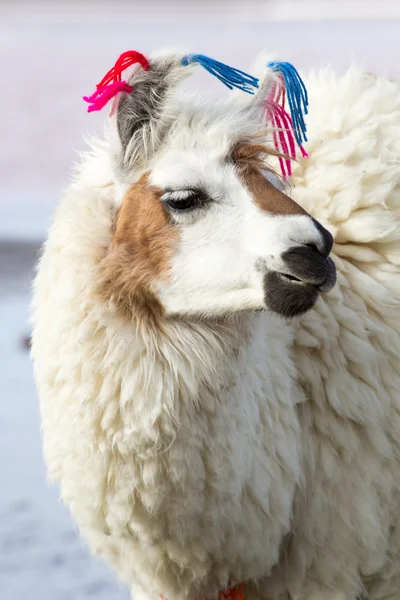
[{"left": 0, "top": 242, "right": 130, "bottom": 600}]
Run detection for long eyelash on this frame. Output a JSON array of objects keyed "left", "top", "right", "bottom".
[
  {"left": 160, "top": 188, "right": 209, "bottom": 203},
  {"left": 161, "top": 190, "right": 195, "bottom": 202}
]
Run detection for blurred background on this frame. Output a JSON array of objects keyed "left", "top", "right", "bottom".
[{"left": 0, "top": 1, "right": 398, "bottom": 598}]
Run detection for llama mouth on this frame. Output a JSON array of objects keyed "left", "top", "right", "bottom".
[
  {"left": 278, "top": 273, "right": 306, "bottom": 284},
  {"left": 277, "top": 257, "right": 337, "bottom": 294},
  {"left": 264, "top": 263, "right": 336, "bottom": 318},
  {"left": 277, "top": 269, "right": 336, "bottom": 293}
]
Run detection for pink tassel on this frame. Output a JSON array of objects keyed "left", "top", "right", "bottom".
[
  {"left": 266, "top": 101, "right": 296, "bottom": 177},
  {"left": 299, "top": 145, "right": 308, "bottom": 158},
  {"left": 83, "top": 80, "right": 133, "bottom": 113},
  {"left": 265, "top": 75, "right": 307, "bottom": 177}
]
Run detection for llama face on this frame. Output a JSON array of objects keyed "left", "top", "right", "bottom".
[
  {"left": 149, "top": 142, "right": 335, "bottom": 319},
  {"left": 102, "top": 53, "right": 336, "bottom": 322}
]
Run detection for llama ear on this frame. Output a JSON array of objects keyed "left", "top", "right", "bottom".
[
  {"left": 236, "top": 53, "right": 279, "bottom": 114},
  {"left": 85, "top": 50, "right": 260, "bottom": 182},
  {"left": 245, "top": 55, "right": 309, "bottom": 145},
  {"left": 106, "top": 52, "right": 260, "bottom": 177},
  {"left": 110, "top": 52, "right": 190, "bottom": 176},
  {"left": 236, "top": 55, "right": 309, "bottom": 179}
]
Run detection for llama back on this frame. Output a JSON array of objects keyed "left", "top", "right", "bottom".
[
  {"left": 292, "top": 67, "right": 400, "bottom": 305},
  {"left": 280, "top": 69, "right": 400, "bottom": 599}
]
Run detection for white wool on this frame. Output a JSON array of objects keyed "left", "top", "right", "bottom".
[{"left": 32, "top": 66, "right": 400, "bottom": 600}]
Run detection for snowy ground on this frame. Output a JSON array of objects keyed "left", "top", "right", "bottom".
[
  {"left": 0, "top": 242, "right": 130, "bottom": 600},
  {"left": 0, "top": 3, "right": 398, "bottom": 599}
]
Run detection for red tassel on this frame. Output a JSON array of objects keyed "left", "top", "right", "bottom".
[
  {"left": 96, "top": 50, "right": 150, "bottom": 88},
  {"left": 83, "top": 50, "right": 150, "bottom": 113}
]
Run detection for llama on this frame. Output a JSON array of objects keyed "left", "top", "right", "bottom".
[{"left": 31, "top": 51, "right": 400, "bottom": 600}]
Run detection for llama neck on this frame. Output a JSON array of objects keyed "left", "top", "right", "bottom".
[
  {"left": 100, "top": 311, "right": 260, "bottom": 455},
  {"left": 100, "top": 305, "right": 298, "bottom": 460}
]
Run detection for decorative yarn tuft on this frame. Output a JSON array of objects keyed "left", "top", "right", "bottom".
[
  {"left": 83, "top": 50, "right": 150, "bottom": 113},
  {"left": 182, "top": 54, "right": 259, "bottom": 94},
  {"left": 264, "top": 61, "right": 309, "bottom": 177},
  {"left": 267, "top": 61, "right": 308, "bottom": 147}
]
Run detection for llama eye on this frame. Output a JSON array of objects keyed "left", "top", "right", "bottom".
[
  {"left": 165, "top": 196, "right": 199, "bottom": 211},
  {"left": 161, "top": 189, "right": 208, "bottom": 212}
]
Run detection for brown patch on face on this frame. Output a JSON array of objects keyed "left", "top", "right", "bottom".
[
  {"left": 231, "top": 139, "right": 289, "bottom": 172},
  {"left": 233, "top": 142, "right": 308, "bottom": 217},
  {"left": 242, "top": 167, "right": 308, "bottom": 216},
  {"left": 98, "top": 173, "right": 178, "bottom": 329},
  {"left": 232, "top": 141, "right": 277, "bottom": 171}
]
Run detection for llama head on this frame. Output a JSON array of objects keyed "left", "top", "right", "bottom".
[{"left": 100, "top": 52, "right": 336, "bottom": 324}]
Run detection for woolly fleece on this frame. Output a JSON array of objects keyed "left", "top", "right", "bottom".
[{"left": 32, "top": 67, "right": 400, "bottom": 600}]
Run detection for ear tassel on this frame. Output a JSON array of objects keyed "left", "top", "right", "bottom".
[
  {"left": 266, "top": 102, "right": 296, "bottom": 178},
  {"left": 267, "top": 61, "right": 308, "bottom": 146},
  {"left": 181, "top": 54, "right": 259, "bottom": 94},
  {"left": 83, "top": 81, "right": 133, "bottom": 113},
  {"left": 83, "top": 50, "right": 150, "bottom": 113},
  {"left": 84, "top": 51, "right": 259, "bottom": 113},
  {"left": 82, "top": 52, "right": 309, "bottom": 178},
  {"left": 97, "top": 50, "right": 150, "bottom": 87},
  {"left": 264, "top": 61, "right": 309, "bottom": 178}
]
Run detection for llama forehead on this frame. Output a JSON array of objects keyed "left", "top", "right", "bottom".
[
  {"left": 147, "top": 111, "right": 258, "bottom": 195},
  {"left": 149, "top": 147, "right": 233, "bottom": 194},
  {"left": 160, "top": 99, "right": 261, "bottom": 161},
  {"left": 172, "top": 98, "right": 257, "bottom": 138}
]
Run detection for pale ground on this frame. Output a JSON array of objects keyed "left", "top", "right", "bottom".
[
  {"left": 0, "top": 4, "right": 399, "bottom": 599},
  {"left": 0, "top": 241, "right": 130, "bottom": 600}
]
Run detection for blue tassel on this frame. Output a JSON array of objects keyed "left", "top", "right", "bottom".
[
  {"left": 182, "top": 54, "right": 259, "bottom": 94},
  {"left": 267, "top": 61, "right": 308, "bottom": 146}
]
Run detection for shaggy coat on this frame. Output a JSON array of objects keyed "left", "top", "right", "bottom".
[{"left": 32, "top": 60, "right": 400, "bottom": 600}]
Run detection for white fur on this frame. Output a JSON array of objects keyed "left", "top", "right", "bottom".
[{"left": 32, "top": 65, "right": 400, "bottom": 600}]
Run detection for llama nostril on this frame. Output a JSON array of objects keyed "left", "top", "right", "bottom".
[{"left": 311, "top": 218, "right": 333, "bottom": 258}]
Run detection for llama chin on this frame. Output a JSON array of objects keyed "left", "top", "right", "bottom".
[{"left": 32, "top": 53, "right": 400, "bottom": 600}]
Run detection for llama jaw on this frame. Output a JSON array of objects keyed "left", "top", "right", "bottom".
[{"left": 264, "top": 271, "right": 319, "bottom": 317}]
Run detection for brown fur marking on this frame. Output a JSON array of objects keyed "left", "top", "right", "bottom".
[
  {"left": 233, "top": 142, "right": 308, "bottom": 216},
  {"left": 232, "top": 142, "right": 276, "bottom": 170},
  {"left": 243, "top": 167, "right": 307, "bottom": 216},
  {"left": 99, "top": 174, "right": 178, "bottom": 328}
]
